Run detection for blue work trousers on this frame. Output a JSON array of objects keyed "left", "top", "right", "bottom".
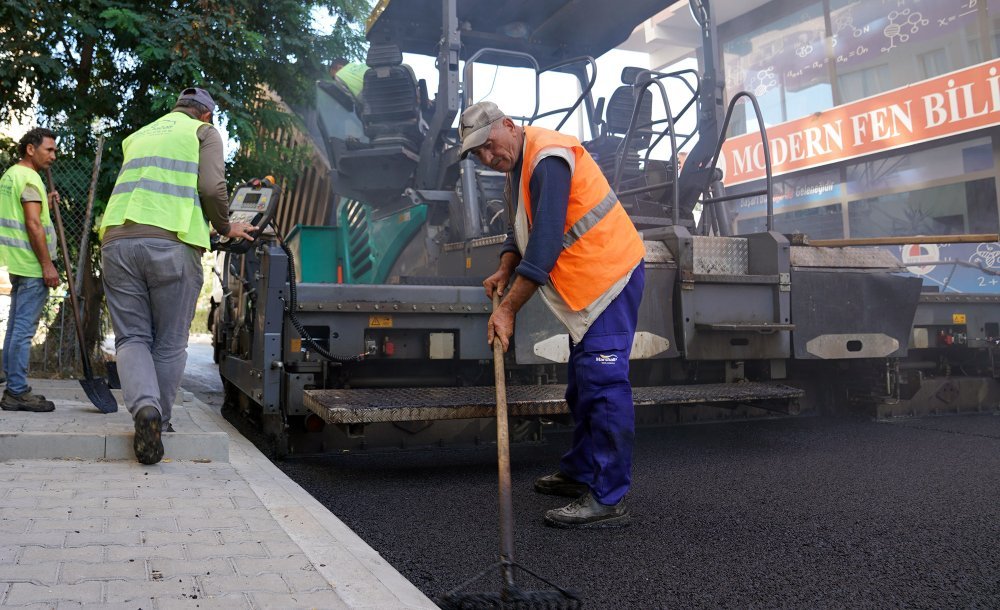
[
  {"left": 559, "top": 261, "right": 644, "bottom": 505},
  {"left": 2, "top": 275, "right": 49, "bottom": 395}
]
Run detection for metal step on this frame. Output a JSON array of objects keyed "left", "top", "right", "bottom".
[
  {"left": 696, "top": 322, "right": 795, "bottom": 333},
  {"left": 302, "top": 382, "right": 804, "bottom": 424}
]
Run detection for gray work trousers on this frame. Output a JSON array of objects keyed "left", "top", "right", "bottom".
[{"left": 101, "top": 238, "right": 203, "bottom": 424}]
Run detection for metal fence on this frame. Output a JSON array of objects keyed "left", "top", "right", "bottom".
[{"left": 0, "top": 147, "right": 107, "bottom": 379}]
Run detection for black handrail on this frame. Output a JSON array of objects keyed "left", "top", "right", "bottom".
[
  {"left": 709, "top": 91, "right": 774, "bottom": 231},
  {"left": 614, "top": 76, "right": 680, "bottom": 224},
  {"left": 462, "top": 48, "right": 540, "bottom": 122},
  {"left": 535, "top": 56, "right": 598, "bottom": 133}
]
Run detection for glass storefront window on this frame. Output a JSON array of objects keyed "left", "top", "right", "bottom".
[
  {"left": 738, "top": 203, "right": 845, "bottom": 238},
  {"left": 848, "top": 179, "right": 999, "bottom": 237},
  {"left": 831, "top": 0, "right": 985, "bottom": 103},
  {"left": 723, "top": 1, "right": 833, "bottom": 135},
  {"left": 845, "top": 138, "right": 993, "bottom": 195}
]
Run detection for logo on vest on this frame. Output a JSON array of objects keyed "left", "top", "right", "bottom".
[{"left": 595, "top": 354, "right": 618, "bottom": 364}]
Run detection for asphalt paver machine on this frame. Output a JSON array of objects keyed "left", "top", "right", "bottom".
[{"left": 215, "top": 0, "right": 932, "bottom": 455}]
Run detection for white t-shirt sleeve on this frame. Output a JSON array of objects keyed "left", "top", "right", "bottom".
[{"left": 20, "top": 184, "right": 43, "bottom": 204}]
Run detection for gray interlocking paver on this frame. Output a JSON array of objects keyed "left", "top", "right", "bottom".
[
  {"left": 0, "top": 532, "right": 65, "bottom": 548},
  {"left": 232, "top": 555, "right": 313, "bottom": 576},
  {"left": 104, "top": 578, "right": 202, "bottom": 603},
  {"left": 253, "top": 590, "right": 351, "bottom": 610},
  {"left": 148, "top": 558, "right": 234, "bottom": 579},
  {"left": 200, "top": 573, "right": 288, "bottom": 596},
  {"left": 29, "top": 518, "right": 104, "bottom": 533},
  {"left": 186, "top": 541, "right": 268, "bottom": 560},
  {"left": 282, "top": 568, "right": 334, "bottom": 593},
  {"left": 59, "top": 560, "right": 146, "bottom": 584},
  {"left": 2, "top": 506, "right": 74, "bottom": 519},
  {"left": 5, "top": 582, "right": 103, "bottom": 605},
  {"left": 0, "top": 562, "right": 59, "bottom": 585},
  {"left": 175, "top": 516, "right": 246, "bottom": 531},
  {"left": 107, "top": 516, "right": 178, "bottom": 533},
  {"left": 0, "top": 380, "right": 437, "bottom": 609},
  {"left": 64, "top": 531, "right": 141, "bottom": 547},
  {"left": 0, "top": 518, "right": 30, "bottom": 533},
  {"left": 157, "top": 595, "right": 254, "bottom": 610},
  {"left": 19, "top": 546, "right": 104, "bottom": 564},
  {"left": 55, "top": 602, "right": 142, "bottom": 610},
  {"left": 105, "top": 544, "right": 186, "bottom": 562},
  {"left": 0, "top": 546, "right": 18, "bottom": 563},
  {"left": 220, "top": 528, "right": 294, "bottom": 546}
]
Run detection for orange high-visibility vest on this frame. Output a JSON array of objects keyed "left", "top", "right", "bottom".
[{"left": 517, "top": 126, "right": 645, "bottom": 311}]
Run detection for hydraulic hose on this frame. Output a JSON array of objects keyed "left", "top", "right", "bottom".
[{"left": 272, "top": 226, "right": 368, "bottom": 364}]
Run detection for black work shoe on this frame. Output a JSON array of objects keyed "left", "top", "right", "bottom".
[
  {"left": 163, "top": 422, "right": 175, "bottom": 433},
  {"left": 1, "top": 389, "right": 55, "bottom": 412},
  {"left": 544, "top": 492, "right": 631, "bottom": 529},
  {"left": 534, "top": 471, "right": 589, "bottom": 498},
  {"left": 133, "top": 406, "right": 164, "bottom": 465}
]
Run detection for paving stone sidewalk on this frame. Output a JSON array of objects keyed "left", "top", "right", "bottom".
[{"left": 0, "top": 380, "right": 437, "bottom": 609}]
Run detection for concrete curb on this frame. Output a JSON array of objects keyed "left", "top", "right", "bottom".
[{"left": 185, "top": 392, "right": 439, "bottom": 609}]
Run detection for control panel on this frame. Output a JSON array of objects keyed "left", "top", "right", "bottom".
[{"left": 212, "top": 177, "right": 281, "bottom": 253}]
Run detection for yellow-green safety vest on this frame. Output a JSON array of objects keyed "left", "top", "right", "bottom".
[
  {"left": 336, "top": 62, "right": 368, "bottom": 98},
  {"left": 0, "top": 164, "right": 57, "bottom": 278},
  {"left": 100, "top": 111, "right": 210, "bottom": 249}
]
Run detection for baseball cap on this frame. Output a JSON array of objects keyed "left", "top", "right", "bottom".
[
  {"left": 459, "top": 101, "right": 506, "bottom": 158},
  {"left": 176, "top": 87, "right": 216, "bottom": 113}
]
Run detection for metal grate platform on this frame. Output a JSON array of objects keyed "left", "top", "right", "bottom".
[{"left": 303, "top": 382, "right": 804, "bottom": 424}]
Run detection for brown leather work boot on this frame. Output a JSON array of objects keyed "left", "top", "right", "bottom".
[{"left": 1, "top": 389, "right": 55, "bottom": 412}]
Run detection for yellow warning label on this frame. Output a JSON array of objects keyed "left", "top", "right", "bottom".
[
  {"left": 369, "top": 315, "right": 393, "bottom": 328},
  {"left": 952, "top": 313, "right": 967, "bottom": 324},
  {"left": 466, "top": 257, "right": 472, "bottom": 269},
  {"left": 290, "top": 338, "right": 302, "bottom": 352}
]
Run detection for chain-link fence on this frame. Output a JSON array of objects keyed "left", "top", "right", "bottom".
[{"left": 0, "top": 146, "right": 108, "bottom": 379}]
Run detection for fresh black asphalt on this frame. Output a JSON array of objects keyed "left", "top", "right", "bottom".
[
  {"left": 185, "top": 346, "right": 1000, "bottom": 608},
  {"left": 272, "top": 414, "right": 1000, "bottom": 609}
]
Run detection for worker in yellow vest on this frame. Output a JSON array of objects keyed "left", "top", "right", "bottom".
[
  {"left": 99, "top": 87, "right": 256, "bottom": 465},
  {"left": 0, "top": 128, "right": 61, "bottom": 412},
  {"left": 329, "top": 57, "right": 367, "bottom": 100},
  {"left": 462, "top": 102, "right": 646, "bottom": 529}
]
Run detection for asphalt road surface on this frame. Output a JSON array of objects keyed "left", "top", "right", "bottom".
[{"left": 185, "top": 343, "right": 1000, "bottom": 609}]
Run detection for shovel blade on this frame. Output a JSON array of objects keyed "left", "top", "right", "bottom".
[{"left": 80, "top": 377, "right": 118, "bottom": 413}]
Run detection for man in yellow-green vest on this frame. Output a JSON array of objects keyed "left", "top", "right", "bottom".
[
  {"left": 0, "top": 128, "right": 61, "bottom": 413},
  {"left": 100, "top": 87, "right": 256, "bottom": 465},
  {"left": 329, "top": 57, "right": 367, "bottom": 100}
]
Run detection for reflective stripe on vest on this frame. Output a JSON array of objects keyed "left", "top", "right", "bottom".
[
  {"left": 0, "top": 164, "right": 57, "bottom": 278},
  {"left": 517, "top": 126, "right": 645, "bottom": 311},
  {"left": 100, "top": 112, "right": 210, "bottom": 249}
]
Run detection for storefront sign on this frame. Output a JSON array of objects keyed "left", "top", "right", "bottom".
[{"left": 720, "top": 58, "right": 1000, "bottom": 186}]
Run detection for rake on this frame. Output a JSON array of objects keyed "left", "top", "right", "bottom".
[{"left": 439, "top": 294, "right": 581, "bottom": 610}]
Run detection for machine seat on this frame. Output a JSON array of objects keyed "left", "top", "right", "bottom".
[{"left": 360, "top": 43, "right": 422, "bottom": 151}]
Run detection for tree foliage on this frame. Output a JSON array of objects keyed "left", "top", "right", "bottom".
[{"left": 0, "top": 0, "right": 369, "bottom": 191}]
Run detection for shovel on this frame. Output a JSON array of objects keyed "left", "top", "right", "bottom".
[{"left": 45, "top": 168, "right": 118, "bottom": 413}]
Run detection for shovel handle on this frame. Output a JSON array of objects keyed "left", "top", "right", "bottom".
[
  {"left": 45, "top": 169, "right": 93, "bottom": 379},
  {"left": 492, "top": 293, "right": 516, "bottom": 581}
]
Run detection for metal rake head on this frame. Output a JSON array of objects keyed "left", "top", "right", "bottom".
[{"left": 439, "top": 587, "right": 582, "bottom": 610}]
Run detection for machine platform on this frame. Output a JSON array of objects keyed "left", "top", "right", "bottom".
[{"left": 303, "top": 382, "right": 805, "bottom": 424}]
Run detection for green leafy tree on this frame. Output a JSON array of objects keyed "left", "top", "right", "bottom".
[
  {"left": 0, "top": 135, "right": 16, "bottom": 169},
  {"left": 0, "top": 0, "right": 369, "bottom": 366},
  {"left": 1, "top": 0, "right": 368, "bottom": 185}
]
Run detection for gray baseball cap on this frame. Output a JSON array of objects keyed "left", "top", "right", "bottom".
[
  {"left": 459, "top": 101, "right": 506, "bottom": 158},
  {"left": 176, "top": 87, "right": 216, "bottom": 113}
]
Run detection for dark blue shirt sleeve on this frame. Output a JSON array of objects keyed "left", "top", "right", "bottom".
[{"left": 515, "top": 157, "right": 571, "bottom": 286}]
